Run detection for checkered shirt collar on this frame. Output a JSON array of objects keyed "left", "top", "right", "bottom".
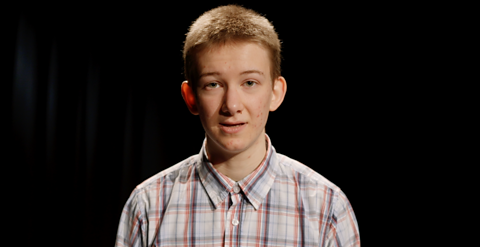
[{"left": 196, "top": 134, "right": 278, "bottom": 210}]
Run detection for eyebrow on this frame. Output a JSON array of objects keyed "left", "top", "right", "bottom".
[
  {"left": 198, "top": 72, "right": 221, "bottom": 79},
  {"left": 199, "top": 70, "right": 264, "bottom": 79},
  {"left": 240, "top": 70, "right": 264, "bottom": 76}
]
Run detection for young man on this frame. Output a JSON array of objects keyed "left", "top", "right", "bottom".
[{"left": 115, "top": 5, "right": 360, "bottom": 247}]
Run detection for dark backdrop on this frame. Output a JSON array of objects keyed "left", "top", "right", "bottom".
[{"left": 8, "top": 2, "right": 412, "bottom": 246}]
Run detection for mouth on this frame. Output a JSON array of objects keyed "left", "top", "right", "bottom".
[
  {"left": 220, "top": 122, "right": 246, "bottom": 127},
  {"left": 219, "top": 122, "right": 247, "bottom": 134}
]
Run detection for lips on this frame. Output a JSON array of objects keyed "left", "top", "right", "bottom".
[
  {"left": 220, "top": 122, "right": 245, "bottom": 127},
  {"left": 219, "top": 122, "right": 247, "bottom": 134}
]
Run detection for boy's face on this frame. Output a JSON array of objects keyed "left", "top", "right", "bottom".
[{"left": 183, "top": 41, "right": 286, "bottom": 156}]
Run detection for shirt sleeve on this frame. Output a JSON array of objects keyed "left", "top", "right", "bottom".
[
  {"left": 324, "top": 190, "right": 360, "bottom": 247},
  {"left": 115, "top": 190, "right": 148, "bottom": 247}
]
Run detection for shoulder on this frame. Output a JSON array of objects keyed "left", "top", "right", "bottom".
[
  {"left": 116, "top": 155, "right": 201, "bottom": 246},
  {"left": 127, "top": 154, "right": 199, "bottom": 205},
  {"left": 274, "top": 152, "right": 341, "bottom": 193},
  {"left": 273, "top": 152, "right": 356, "bottom": 220}
]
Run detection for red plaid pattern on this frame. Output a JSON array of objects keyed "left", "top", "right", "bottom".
[{"left": 115, "top": 135, "right": 360, "bottom": 246}]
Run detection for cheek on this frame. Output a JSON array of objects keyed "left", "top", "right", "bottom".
[
  {"left": 197, "top": 102, "right": 217, "bottom": 127},
  {"left": 253, "top": 100, "right": 269, "bottom": 125},
  {"left": 198, "top": 97, "right": 219, "bottom": 116}
]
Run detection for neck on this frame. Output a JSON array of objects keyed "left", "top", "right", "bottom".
[{"left": 206, "top": 135, "right": 266, "bottom": 182}]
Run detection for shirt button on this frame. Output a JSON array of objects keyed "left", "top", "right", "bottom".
[
  {"left": 233, "top": 185, "right": 241, "bottom": 194},
  {"left": 232, "top": 219, "right": 239, "bottom": 226}
]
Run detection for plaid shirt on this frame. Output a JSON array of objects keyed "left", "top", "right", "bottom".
[{"left": 115, "top": 135, "right": 360, "bottom": 246}]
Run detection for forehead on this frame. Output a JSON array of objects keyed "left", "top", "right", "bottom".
[{"left": 196, "top": 41, "right": 271, "bottom": 75}]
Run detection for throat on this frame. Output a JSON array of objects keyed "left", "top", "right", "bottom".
[
  {"left": 209, "top": 146, "right": 267, "bottom": 182},
  {"left": 206, "top": 133, "right": 268, "bottom": 181}
]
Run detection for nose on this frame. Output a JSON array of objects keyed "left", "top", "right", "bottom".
[{"left": 221, "top": 87, "right": 244, "bottom": 115}]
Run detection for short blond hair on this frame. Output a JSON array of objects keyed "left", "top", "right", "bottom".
[{"left": 183, "top": 5, "right": 281, "bottom": 91}]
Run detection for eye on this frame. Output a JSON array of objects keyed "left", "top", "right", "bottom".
[
  {"left": 205, "top": 82, "right": 219, "bottom": 88},
  {"left": 244, "top": 80, "right": 257, "bottom": 87}
]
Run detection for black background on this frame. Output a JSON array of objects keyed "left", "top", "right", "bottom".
[{"left": 7, "top": 1, "right": 419, "bottom": 246}]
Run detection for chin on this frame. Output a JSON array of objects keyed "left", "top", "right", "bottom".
[
  {"left": 218, "top": 138, "right": 248, "bottom": 153},
  {"left": 206, "top": 128, "right": 263, "bottom": 155}
]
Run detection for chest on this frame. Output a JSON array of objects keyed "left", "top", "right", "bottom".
[{"left": 154, "top": 185, "right": 321, "bottom": 247}]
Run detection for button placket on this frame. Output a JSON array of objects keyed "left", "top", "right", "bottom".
[
  {"left": 229, "top": 187, "right": 241, "bottom": 228},
  {"left": 224, "top": 190, "right": 241, "bottom": 247},
  {"left": 230, "top": 200, "right": 239, "bottom": 227}
]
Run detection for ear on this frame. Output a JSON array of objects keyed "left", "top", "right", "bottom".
[
  {"left": 269, "top": 76, "right": 287, "bottom": 111},
  {"left": 181, "top": 81, "right": 199, "bottom": 115}
]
